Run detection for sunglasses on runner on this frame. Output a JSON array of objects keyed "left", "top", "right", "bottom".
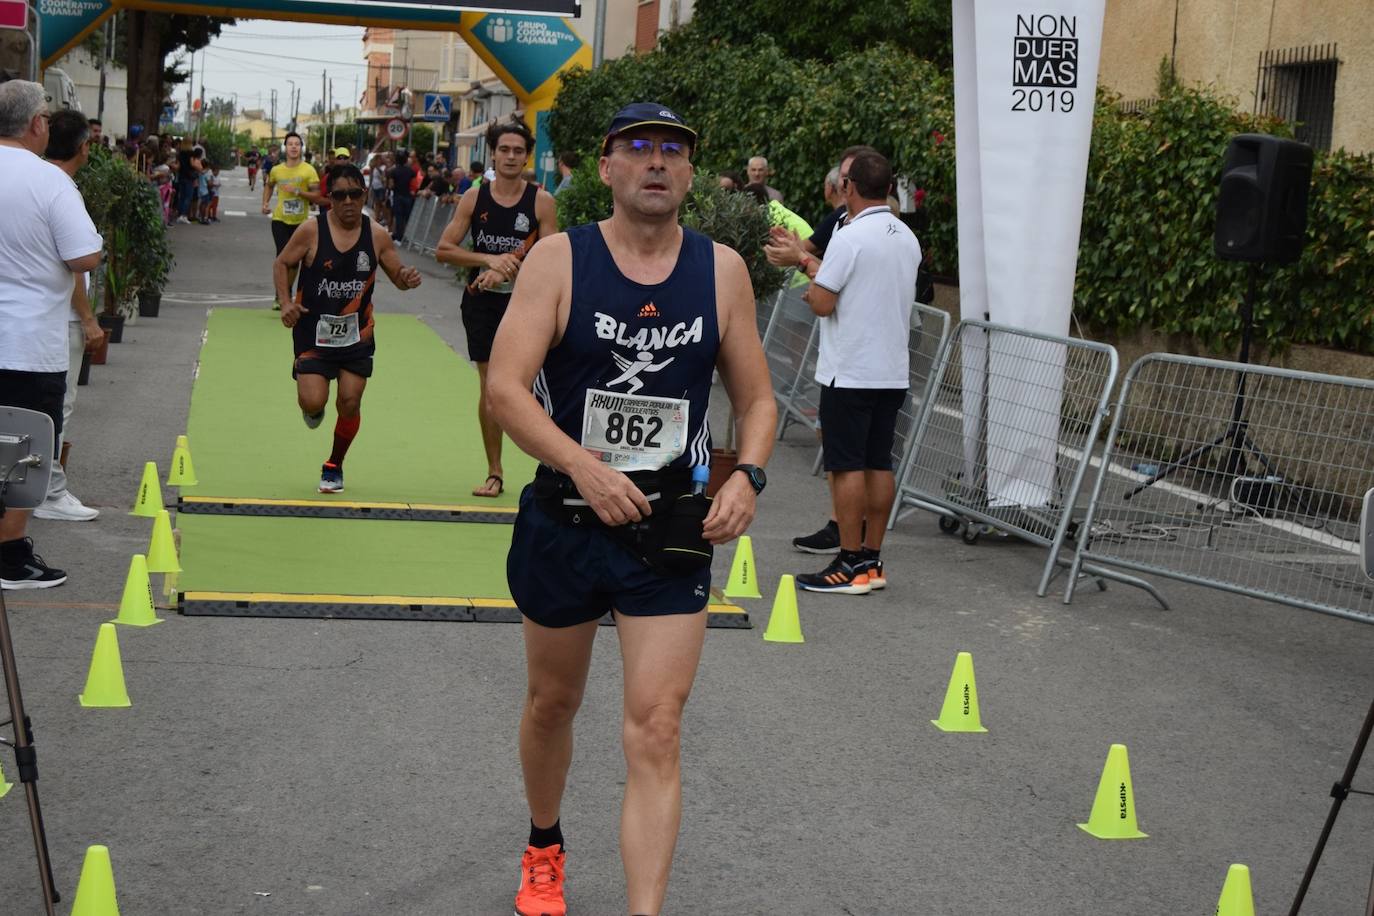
[
  {"left": 611, "top": 138, "right": 690, "bottom": 161},
  {"left": 330, "top": 188, "right": 366, "bottom": 201}
]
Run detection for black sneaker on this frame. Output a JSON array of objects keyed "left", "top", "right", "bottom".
[
  {"left": 793, "top": 520, "right": 841, "bottom": 554},
  {"left": 796, "top": 556, "right": 871, "bottom": 595},
  {"left": 792, "top": 520, "right": 868, "bottom": 554},
  {"left": 0, "top": 538, "right": 68, "bottom": 590}
]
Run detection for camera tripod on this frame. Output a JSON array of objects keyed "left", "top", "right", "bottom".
[
  {"left": 1123, "top": 262, "right": 1311, "bottom": 516},
  {"left": 1287, "top": 695, "right": 1374, "bottom": 915},
  {"left": 1, "top": 411, "right": 62, "bottom": 915}
]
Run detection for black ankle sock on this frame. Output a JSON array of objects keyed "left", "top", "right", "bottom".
[
  {"left": 861, "top": 547, "right": 880, "bottom": 560},
  {"left": 839, "top": 548, "right": 864, "bottom": 566},
  {"left": 529, "top": 819, "right": 563, "bottom": 850}
]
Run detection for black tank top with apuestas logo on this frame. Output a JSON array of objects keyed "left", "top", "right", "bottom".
[
  {"left": 293, "top": 214, "right": 377, "bottom": 360},
  {"left": 535, "top": 224, "right": 719, "bottom": 473},
  {"left": 464, "top": 181, "right": 539, "bottom": 297}
]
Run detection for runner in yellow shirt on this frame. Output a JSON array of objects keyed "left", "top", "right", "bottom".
[{"left": 262, "top": 131, "right": 321, "bottom": 309}]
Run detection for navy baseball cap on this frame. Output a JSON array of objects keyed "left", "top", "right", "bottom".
[{"left": 602, "top": 102, "right": 697, "bottom": 155}]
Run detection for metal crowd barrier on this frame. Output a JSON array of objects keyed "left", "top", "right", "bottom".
[
  {"left": 1065, "top": 353, "right": 1374, "bottom": 625},
  {"left": 761, "top": 282, "right": 819, "bottom": 439},
  {"left": 399, "top": 196, "right": 455, "bottom": 255},
  {"left": 888, "top": 320, "right": 1121, "bottom": 597}
]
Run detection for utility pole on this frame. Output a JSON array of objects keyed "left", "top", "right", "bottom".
[
  {"left": 186, "top": 52, "right": 194, "bottom": 136},
  {"left": 97, "top": 14, "right": 113, "bottom": 121},
  {"left": 270, "top": 88, "right": 277, "bottom": 140},
  {"left": 593, "top": 0, "right": 606, "bottom": 66},
  {"left": 285, "top": 79, "right": 295, "bottom": 133},
  {"left": 321, "top": 69, "right": 326, "bottom": 155}
]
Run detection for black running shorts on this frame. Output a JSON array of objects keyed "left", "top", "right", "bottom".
[
  {"left": 271, "top": 219, "right": 300, "bottom": 255},
  {"left": 818, "top": 384, "right": 908, "bottom": 472},
  {"left": 0, "top": 369, "right": 65, "bottom": 452},
  {"left": 292, "top": 355, "right": 373, "bottom": 381},
  {"left": 507, "top": 487, "right": 711, "bottom": 628},
  {"left": 460, "top": 289, "right": 510, "bottom": 363}
]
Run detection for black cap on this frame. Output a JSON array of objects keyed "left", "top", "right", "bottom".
[{"left": 602, "top": 102, "right": 697, "bottom": 155}]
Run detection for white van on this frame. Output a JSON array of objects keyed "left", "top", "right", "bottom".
[{"left": 43, "top": 68, "right": 82, "bottom": 113}]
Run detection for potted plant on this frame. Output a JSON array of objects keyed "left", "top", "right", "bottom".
[{"left": 132, "top": 182, "right": 173, "bottom": 317}]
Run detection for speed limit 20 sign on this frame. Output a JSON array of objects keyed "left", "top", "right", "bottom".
[{"left": 385, "top": 118, "right": 408, "bottom": 141}]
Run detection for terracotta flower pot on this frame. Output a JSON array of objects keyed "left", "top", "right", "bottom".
[{"left": 89, "top": 329, "right": 111, "bottom": 365}]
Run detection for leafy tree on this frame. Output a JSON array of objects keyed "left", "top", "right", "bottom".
[
  {"left": 688, "top": 0, "right": 952, "bottom": 66},
  {"left": 125, "top": 14, "right": 232, "bottom": 137}
]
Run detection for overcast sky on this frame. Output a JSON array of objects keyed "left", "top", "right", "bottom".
[{"left": 185, "top": 20, "right": 369, "bottom": 126}]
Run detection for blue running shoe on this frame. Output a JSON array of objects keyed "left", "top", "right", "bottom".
[{"left": 318, "top": 462, "right": 343, "bottom": 493}]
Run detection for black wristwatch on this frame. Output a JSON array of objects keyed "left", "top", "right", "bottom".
[{"left": 732, "top": 464, "right": 767, "bottom": 494}]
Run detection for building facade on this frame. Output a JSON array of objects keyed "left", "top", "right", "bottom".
[{"left": 1099, "top": 0, "right": 1372, "bottom": 153}]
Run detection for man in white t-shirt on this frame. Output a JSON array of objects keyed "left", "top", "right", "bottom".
[
  {"left": 0, "top": 81, "right": 104, "bottom": 589},
  {"left": 789, "top": 148, "right": 920, "bottom": 595},
  {"left": 34, "top": 109, "right": 106, "bottom": 523}
]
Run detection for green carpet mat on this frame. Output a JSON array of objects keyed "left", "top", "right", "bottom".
[
  {"left": 186, "top": 307, "right": 535, "bottom": 506},
  {"left": 178, "top": 514, "right": 514, "bottom": 598}
]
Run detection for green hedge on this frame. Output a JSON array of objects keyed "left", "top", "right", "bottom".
[
  {"left": 548, "top": 31, "right": 955, "bottom": 277},
  {"left": 551, "top": 31, "right": 1374, "bottom": 355},
  {"left": 1079, "top": 88, "right": 1374, "bottom": 355}
]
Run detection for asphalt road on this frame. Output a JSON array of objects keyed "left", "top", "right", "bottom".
[{"left": 1, "top": 168, "right": 1371, "bottom": 915}]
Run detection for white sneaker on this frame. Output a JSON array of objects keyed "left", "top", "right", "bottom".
[
  {"left": 34, "top": 491, "right": 100, "bottom": 521},
  {"left": 176, "top": 216, "right": 190, "bottom": 224}
]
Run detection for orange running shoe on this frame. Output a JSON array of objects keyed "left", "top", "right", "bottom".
[{"left": 514, "top": 844, "right": 567, "bottom": 916}]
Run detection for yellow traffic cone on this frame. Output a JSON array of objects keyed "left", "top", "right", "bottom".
[
  {"left": 70, "top": 844, "right": 121, "bottom": 916},
  {"left": 146, "top": 509, "right": 182, "bottom": 574},
  {"left": 112, "top": 555, "right": 162, "bottom": 627},
  {"left": 0, "top": 758, "right": 12, "bottom": 798},
  {"left": 762, "top": 575, "right": 803, "bottom": 643},
  {"left": 129, "top": 461, "right": 163, "bottom": 517},
  {"left": 931, "top": 651, "right": 989, "bottom": 733},
  {"left": 724, "top": 535, "right": 763, "bottom": 599},
  {"left": 167, "top": 435, "right": 197, "bottom": 486},
  {"left": 1077, "top": 743, "right": 1148, "bottom": 839},
  {"left": 79, "top": 624, "right": 132, "bottom": 708},
  {"left": 1214, "top": 864, "right": 1255, "bottom": 916}
]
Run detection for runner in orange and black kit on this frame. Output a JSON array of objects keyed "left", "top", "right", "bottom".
[
  {"left": 273, "top": 163, "right": 423, "bottom": 493},
  {"left": 436, "top": 118, "right": 558, "bottom": 498}
]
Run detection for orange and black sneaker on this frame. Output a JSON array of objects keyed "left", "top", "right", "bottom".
[
  {"left": 857, "top": 556, "right": 886, "bottom": 590},
  {"left": 796, "top": 556, "right": 872, "bottom": 595},
  {"left": 514, "top": 844, "right": 566, "bottom": 916}
]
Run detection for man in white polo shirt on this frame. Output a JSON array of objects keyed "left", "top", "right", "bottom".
[
  {"left": 789, "top": 148, "right": 920, "bottom": 595},
  {"left": 0, "top": 80, "right": 104, "bottom": 589}
]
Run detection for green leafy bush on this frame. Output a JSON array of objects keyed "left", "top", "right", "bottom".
[
  {"left": 555, "top": 160, "right": 784, "bottom": 298},
  {"left": 1077, "top": 85, "right": 1374, "bottom": 355},
  {"left": 77, "top": 145, "right": 174, "bottom": 314},
  {"left": 549, "top": 33, "right": 956, "bottom": 276}
]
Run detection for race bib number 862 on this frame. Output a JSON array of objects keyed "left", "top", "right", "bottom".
[{"left": 581, "top": 389, "right": 688, "bottom": 472}]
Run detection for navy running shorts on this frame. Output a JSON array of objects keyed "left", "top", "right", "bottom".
[
  {"left": 292, "top": 355, "right": 373, "bottom": 380},
  {"left": 507, "top": 486, "right": 711, "bottom": 628},
  {"left": 818, "top": 384, "right": 908, "bottom": 472}
]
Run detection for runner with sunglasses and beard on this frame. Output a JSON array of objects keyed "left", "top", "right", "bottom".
[{"left": 273, "top": 164, "right": 423, "bottom": 493}]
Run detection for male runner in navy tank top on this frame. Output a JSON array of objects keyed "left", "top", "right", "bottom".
[
  {"left": 436, "top": 119, "right": 558, "bottom": 498},
  {"left": 486, "top": 103, "right": 777, "bottom": 916},
  {"left": 273, "top": 164, "right": 422, "bottom": 493}
]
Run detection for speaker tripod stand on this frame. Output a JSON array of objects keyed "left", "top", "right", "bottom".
[
  {"left": 1123, "top": 262, "right": 1312, "bottom": 515},
  {"left": 1287, "top": 695, "right": 1374, "bottom": 915}
]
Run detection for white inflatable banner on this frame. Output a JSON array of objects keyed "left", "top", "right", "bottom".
[{"left": 954, "top": 0, "right": 1105, "bottom": 507}]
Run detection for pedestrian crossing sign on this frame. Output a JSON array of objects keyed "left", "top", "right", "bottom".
[{"left": 421, "top": 93, "right": 452, "bottom": 122}]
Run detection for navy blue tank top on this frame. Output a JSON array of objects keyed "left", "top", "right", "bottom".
[{"left": 536, "top": 223, "right": 719, "bottom": 472}]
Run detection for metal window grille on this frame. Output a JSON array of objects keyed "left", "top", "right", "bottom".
[
  {"left": 1256, "top": 44, "right": 1339, "bottom": 152},
  {"left": 1117, "top": 97, "right": 1158, "bottom": 117}
]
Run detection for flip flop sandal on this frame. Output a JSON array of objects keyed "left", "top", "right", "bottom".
[{"left": 472, "top": 474, "right": 504, "bottom": 498}]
